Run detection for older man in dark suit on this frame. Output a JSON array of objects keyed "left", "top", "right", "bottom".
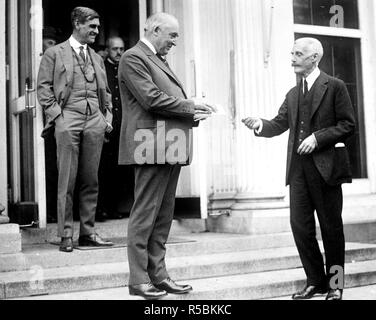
[
  {"left": 37, "top": 7, "right": 114, "bottom": 252},
  {"left": 118, "top": 12, "right": 213, "bottom": 299},
  {"left": 243, "top": 37, "right": 355, "bottom": 301}
]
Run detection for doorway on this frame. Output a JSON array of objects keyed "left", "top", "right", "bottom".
[
  {"left": 41, "top": 0, "right": 141, "bottom": 222},
  {"left": 42, "top": 0, "right": 140, "bottom": 50}
]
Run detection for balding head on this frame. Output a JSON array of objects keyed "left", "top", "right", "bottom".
[
  {"left": 144, "top": 13, "right": 179, "bottom": 36},
  {"left": 291, "top": 37, "right": 324, "bottom": 77},
  {"left": 106, "top": 36, "right": 125, "bottom": 64},
  {"left": 295, "top": 38, "right": 324, "bottom": 62},
  {"left": 106, "top": 36, "right": 124, "bottom": 49},
  {"left": 144, "top": 12, "right": 179, "bottom": 56}
]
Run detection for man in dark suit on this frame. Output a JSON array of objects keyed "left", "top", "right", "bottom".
[
  {"left": 37, "top": 7, "right": 114, "bottom": 252},
  {"left": 96, "top": 36, "right": 128, "bottom": 222},
  {"left": 243, "top": 37, "right": 355, "bottom": 300},
  {"left": 118, "top": 12, "right": 213, "bottom": 299}
]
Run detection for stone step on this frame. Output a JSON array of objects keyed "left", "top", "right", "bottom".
[
  {"left": 269, "top": 284, "right": 376, "bottom": 300},
  {"left": 21, "top": 219, "right": 207, "bottom": 245},
  {"left": 21, "top": 194, "right": 376, "bottom": 245},
  {"left": 0, "top": 232, "right": 296, "bottom": 273},
  {"left": 1, "top": 242, "right": 376, "bottom": 299},
  {"left": 15, "top": 283, "right": 376, "bottom": 301},
  {"left": 0, "top": 224, "right": 21, "bottom": 254},
  {"left": 7, "top": 259, "right": 376, "bottom": 301},
  {"left": 167, "top": 259, "right": 376, "bottom": 300}
]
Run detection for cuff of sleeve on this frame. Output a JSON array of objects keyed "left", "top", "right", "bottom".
[
  {"left": 46, "top": 104, "right": 62, "bottom": 121},
  {"left": 255, "top": 120, "right": 263, "bottom": 134},
  {"left": 312, "top": 133, "right": 318, "bottom": 148}
]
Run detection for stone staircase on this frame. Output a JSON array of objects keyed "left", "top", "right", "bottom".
[
  {"left": 1, "top": 229, "right": 376, "bottom": 300},
  {"left": 1, "top": 193, "right": 376, "bottom": 300}
]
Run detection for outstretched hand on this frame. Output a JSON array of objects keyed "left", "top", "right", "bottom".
[
  {"left": 194, "top": 103, "right": 215, "bottom": 114},
  {"left": 193, "top": 102, "right": 216, "bottom": 122},
  {"left": 242, "top": 117, "right": 262, "bottom": 130}
]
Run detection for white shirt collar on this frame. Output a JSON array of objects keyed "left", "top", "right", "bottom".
[
  {"left": 141, "top": 38, "right": 157, "bottom": 55},
  {"left": 304, "top": 67, "right": 321, "bottom": 91},
  {"left": 69, "top": 35, "right": 88, "bottom": 54},
  {"left": 106, "top": 58, "right": 117, "bottom": 66}
]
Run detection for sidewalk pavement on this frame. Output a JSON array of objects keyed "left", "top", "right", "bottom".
[
  {"left": 10, "top": 284, "right": 376, "bottom": 300},
  {"left": 269, "top": 285, "right": 376, "bottom": 300}
]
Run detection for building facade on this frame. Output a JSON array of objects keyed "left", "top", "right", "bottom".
[{"left": 1, "top": 0, "right": 375, "bottom": 253}]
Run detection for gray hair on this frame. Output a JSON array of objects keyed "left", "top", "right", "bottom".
[
  {"left": 295, "top": 37, "right": 324, "bottom": 64},
  {"left": 144, "top": 12, "right": 178, "bottom": 35}
]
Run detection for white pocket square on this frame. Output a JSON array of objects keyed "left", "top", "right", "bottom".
[{"left": 335, "top": 143, "right": 345, "bottom": 148}]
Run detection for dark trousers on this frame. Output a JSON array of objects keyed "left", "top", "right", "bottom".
[
  {"left": 97, "top": 135, "right": 121, "bottom": 215},
  {"left": 97, "top": 132, "right": 134, "bottom": 216},
  {"left": 44, "top": 131, "right": 58, "bottom": 220},
  {"left": 289, "top": 155, "right": 345, "bottom": 287},
  {"left": 55, "top": 109, "right": 106, "bottom": 238},
  {"left": 127, "top": 164, "right": 181, "bottom": 286}
]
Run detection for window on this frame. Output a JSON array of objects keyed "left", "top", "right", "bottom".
[
  {"left": 294, "top": 0, "right": 359, "bottom": 29},
  {"left": 294, "top": 0, "right": 367, "bottom": 179}
]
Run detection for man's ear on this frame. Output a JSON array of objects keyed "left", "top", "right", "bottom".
[
  {"left": 152, "top": 26, "right": 160, "bottom": 36},
  {"left": 73, "top": 19, "right": 80, "bottom": 30}
]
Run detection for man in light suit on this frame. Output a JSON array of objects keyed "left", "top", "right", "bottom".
[
  {"left": 243, "top": 38, "right": 355, "bottom": 300},
  {"left": 118, "top": 12, "right": 213, "bottom": 299},
  {"left": 38, "top": 7, "right": 114, "bottom": 252}
]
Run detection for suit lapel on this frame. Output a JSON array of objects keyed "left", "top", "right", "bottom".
[
  {"left": 290, "top": 86, "right": 299, "bottom": 129},
  {"left": 60, "top": 41, "right": 74, "bottom": 86},
  {"left": 88, "top": 47, "right": 104, "bottom": 90},
  {"left": 310, "top": 72, "right": 329, "bottom": 119},
  {"left": 137, "top": 41, "right": 186, "bottom": 94}
]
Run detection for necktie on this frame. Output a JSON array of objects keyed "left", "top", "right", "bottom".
[
  {"left": 156, "top": 53, "right": 169, "bottom": 67},
  {"left": 79, "top": 46, "right": 86, "bottom": 63},
  {"left": 303, "top": 79, "right": 308, "bottom": 97}
]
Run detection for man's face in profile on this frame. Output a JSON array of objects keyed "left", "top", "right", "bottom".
[
  {"left": 291, "top": 41, "right": 317, "bottom": 76},
  {"left": 154, "top": 20, "right": 179, "bottom": 57},
  {"left": 75, "top": 18, "right": 100, "bottom": 44}
]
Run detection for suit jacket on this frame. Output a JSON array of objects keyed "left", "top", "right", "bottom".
[
  {"left": 37, "top": 40, "right": 113, "bottom": 138},
  {"left": 257, "top": 71, "right": 356, "bottom": 186},
  {"left": 118, "top": 41, "right": 198, "bottom": 166}
]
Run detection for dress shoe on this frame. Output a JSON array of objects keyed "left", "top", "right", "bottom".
[
  {"left": 292, "top": 284, "right": 328, "bottom": 300},
  {"left": 326, "top": 289, "right": 343, "bottom": 300},
  {"left": 59, "top": 237, "right": 73, "bottom": 253},
  {"left": 129, "top": 283, "right": 167, "bottom": 300},
  {"left": 154, "top": 278, "right": 193, "bottom": 294},
  {"left": 78, "top": 234, "right": 114, "bottom": 247}
]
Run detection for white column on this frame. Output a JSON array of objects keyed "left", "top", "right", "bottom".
[
  {"left": 139, "top": 0, "right": 147, "bottom": 38},
  {"left": 208, "top": 0, "right": 296, "bottom": 234},
  {"left": 148, "top": 0, "right": 164, "bottom": 14},
  {"left": 232, "top": 0, "right": 289, "bottom": 199},
  {"left": 0, "top": 0, "right": 8, "bottom": 222},
  {"left": 0, "top": 0, "right": 21, "bottom": 254}
]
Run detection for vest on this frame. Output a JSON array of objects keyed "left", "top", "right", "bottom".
[
  {"left": 65, "top": 50, "right": 99, "bottom": 114},
  {"left": 294, "top": 80, "right": 318, "bottom": 152}
]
